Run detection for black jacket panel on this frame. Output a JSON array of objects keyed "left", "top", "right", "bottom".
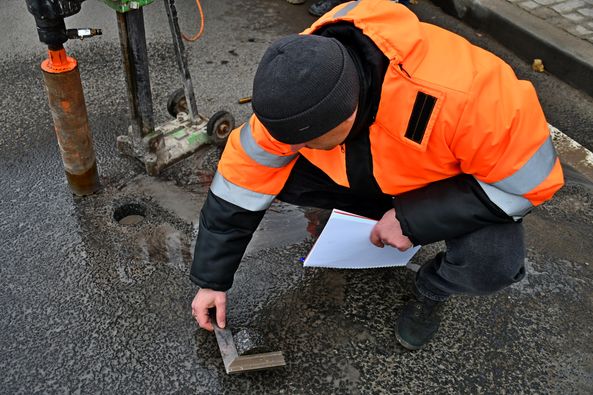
[
  {"left": 393, "top": 174, "right": 515, "bottom": 245},
  {"left": 190, "top": 191, "right": 265, "bottom": 291}
]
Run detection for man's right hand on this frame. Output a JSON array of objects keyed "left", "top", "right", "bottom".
[{"left": 191, "top": 288, "right": 227, "bottom": 332}]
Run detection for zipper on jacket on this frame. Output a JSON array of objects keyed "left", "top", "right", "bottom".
[{"left": 340, "top": 144, "right": 345, "bottom": 153}]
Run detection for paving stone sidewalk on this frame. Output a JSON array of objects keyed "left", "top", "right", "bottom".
[{"left": 507, "top": 0, "right": 593, "bottom": 43}]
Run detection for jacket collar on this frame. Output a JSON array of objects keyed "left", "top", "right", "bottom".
[{"left": 304, "top": 0, "right": 428, "bottom": 74}]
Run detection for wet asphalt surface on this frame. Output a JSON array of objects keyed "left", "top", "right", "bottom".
[{"left": 1, "top": 0, "right": 593, "bottom": 393}]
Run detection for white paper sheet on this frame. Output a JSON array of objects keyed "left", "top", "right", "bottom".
[{"left": 303, "top": 209, "right": 421, "bottom": 269}]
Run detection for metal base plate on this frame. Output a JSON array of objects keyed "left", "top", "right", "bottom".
[{"left": 117, "top": 112, "right": 211, "bottom": 176}]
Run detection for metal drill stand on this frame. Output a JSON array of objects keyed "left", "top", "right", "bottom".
[{"left": 107, "top": 0, "right": 234, "bottom": 176}]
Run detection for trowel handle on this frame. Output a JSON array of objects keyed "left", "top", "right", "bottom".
[{"left": 208, "top": 307, "right": 222, "bottom": 329}]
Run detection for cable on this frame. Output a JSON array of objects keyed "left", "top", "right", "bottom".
[{"left": 182, "top": 0, "right": 205, "bottom": 42}]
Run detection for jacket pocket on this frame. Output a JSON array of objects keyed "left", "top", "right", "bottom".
[{"left": 375, "top": 71, "right": 445, "bottom": 152}]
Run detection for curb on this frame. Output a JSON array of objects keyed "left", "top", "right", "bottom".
[
  {"left": 430, "top": 0, "right": 593, "bottom": 99},
  {"left": 550, "top": 124, "right": 593, "bottom": 183}
]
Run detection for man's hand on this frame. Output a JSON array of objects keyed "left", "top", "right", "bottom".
[
  {"left": 370, "top": 208, "right": 413, "bottom": 251},
  {"left": 191, "top": 288, "right": 227, "bottom": 332}
]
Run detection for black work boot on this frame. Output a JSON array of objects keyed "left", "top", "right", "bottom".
[
  {"left": 308, "top": 0, "right": 348, "bottom": 17},
  {"left": 395, "top": 287, "right": 444, "bottom": 350}
]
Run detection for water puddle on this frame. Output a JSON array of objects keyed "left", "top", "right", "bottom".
[
  {"left": 74, "top": 155, "right": 332, "bottom": 285},
  {"left": 562, "top": 163, "right": 593, "bottom": 191},
  {"left": 123, "top": 176, "right": 206, "bottom": 224},
  {"left": 246, "top": 203, "right": 313, "bottom": 254}
]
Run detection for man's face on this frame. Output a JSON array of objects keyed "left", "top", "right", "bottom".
[{"left": 291, "top": 107, "right": 358, "bottom": 151}]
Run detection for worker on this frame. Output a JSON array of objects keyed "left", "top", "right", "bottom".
[{"left": 190, "top": 0, "right": 564, "bottom": 350}]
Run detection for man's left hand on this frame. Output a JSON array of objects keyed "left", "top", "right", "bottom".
[{"left": 370, "top": 208, "right": 413, "bottom": 251}]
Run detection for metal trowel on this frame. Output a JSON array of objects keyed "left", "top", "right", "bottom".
[{"left": 212, "top": 321, "right": 286, "bottom": 374}]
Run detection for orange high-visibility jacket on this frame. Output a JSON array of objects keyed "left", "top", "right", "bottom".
[
  {"left": 191, "top": 0, "right": 564, "bottom": 291},
  {"left": 214, "top": 0, "right": 562, "bottom": 218}
]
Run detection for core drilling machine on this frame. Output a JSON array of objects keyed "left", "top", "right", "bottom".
[
  {"left": 26, "top": 0, "right": 235, "bottom": 195},
  {"left": 107, "top": 0, "right": 235, "bottom": 176}
]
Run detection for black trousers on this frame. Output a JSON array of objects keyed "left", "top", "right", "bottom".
[{"left": 277, "top": 157, "right": 526, "bottom": 301}]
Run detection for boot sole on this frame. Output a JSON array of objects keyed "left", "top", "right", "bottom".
[{"left": 395, "top": 324, "right": 423, "bottom": 351}]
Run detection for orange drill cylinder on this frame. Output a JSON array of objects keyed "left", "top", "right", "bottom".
[{"left": 42, "top": 48, "right": 100, "bottom": 196}]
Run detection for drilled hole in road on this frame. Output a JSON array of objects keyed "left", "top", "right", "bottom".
[{"left": 114, "top": 203, "right": 146, "bottom": 225}]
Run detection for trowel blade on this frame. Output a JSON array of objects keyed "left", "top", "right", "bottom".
[{"left": 212, "top": 322, "right": 286, "bottom": 374}]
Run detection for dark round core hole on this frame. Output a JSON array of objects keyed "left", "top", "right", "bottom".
[{"left": 114, "top": 203, "right": 146, "bottom": 225}]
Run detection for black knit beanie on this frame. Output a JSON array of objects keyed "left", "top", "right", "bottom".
[{"left": 252, "top": 34, "right": 360, "bottom": 145}]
